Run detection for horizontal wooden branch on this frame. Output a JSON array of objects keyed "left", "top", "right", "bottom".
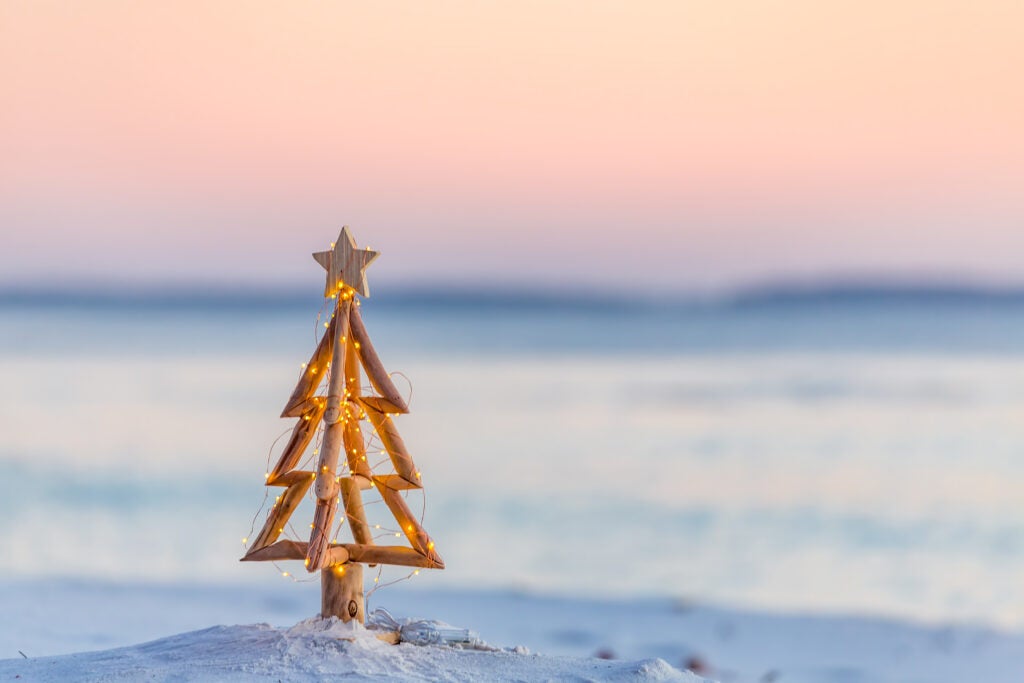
[
  {"left": 241, "top": 539, "right": 308, "bottom": 562},
  {"left": 373, "top": 474, "right": 421, "bottom": 492},
  {"left": 344, "top": 544, "right": 444, "bottom": 569},
  {"left": 242, "top": 540, "right": 351, "bottom": 566}
]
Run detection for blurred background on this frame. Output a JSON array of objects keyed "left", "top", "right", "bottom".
[{"left": 2, "top": 0, "right": 1024, "bottom": 634}]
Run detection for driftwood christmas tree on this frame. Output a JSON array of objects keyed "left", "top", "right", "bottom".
[{"left": 242, "top": 227, "right": 443, "bottom": 623}]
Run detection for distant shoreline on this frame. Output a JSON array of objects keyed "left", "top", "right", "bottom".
[{"left": 6, "top": 282, "right": 1024, "bottom": 312}]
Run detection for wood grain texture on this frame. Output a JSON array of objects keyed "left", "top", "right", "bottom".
[
  {"left": 312, "top": 226, "right": 379, "bottom": 298},
  {"left": 240, "top": 539, "right": 308, "bottom": 562},
  {"left": 344, "top": 544, "right": 444, "bottom": 569},
  {"left": 321, "top": 563, "right": 364, "bottom": 623},
  {"left": 305, "top": 496, "right": 338, "bottom": 571},
  {"left": 373, "top": 473, "right": 422, "bottom": 492}
]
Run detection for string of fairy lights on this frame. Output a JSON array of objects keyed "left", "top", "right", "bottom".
[{"left": 241, "top": 292, "right": 429, "bottom": 596}]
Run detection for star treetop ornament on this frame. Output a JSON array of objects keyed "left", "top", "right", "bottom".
[{"left": 312, "top": 226, "right": 380, "bottom": 298}]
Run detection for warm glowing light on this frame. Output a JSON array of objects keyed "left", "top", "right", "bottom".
[
  {"left": 282, "top": 572, "right": 290, "bottom": 577},
  {"left": 427, "top": 541, "right": 434, "bottom": 549},
  {"left": 413, "top": 570, "right": 420, "bottom": 575},
  {"left": 241, "top": 537, "right": 248, "bottom": 544}
]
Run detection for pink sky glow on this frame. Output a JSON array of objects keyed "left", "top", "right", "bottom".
[{"left": 1, "top": 1, "right": 1022, "bottom": 291}]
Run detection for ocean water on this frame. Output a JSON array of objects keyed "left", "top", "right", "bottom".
[{"left": 3, "top": 292, "right": 1024, "bottom": 628}]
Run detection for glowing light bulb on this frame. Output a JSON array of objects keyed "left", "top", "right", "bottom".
[
  {"left": 282, "top": 571, "right": 290, "bottom": 577},
  {"left": 427, "top": 542, "right": 434, "bottom": 549},
  {"left": 241, "top": 537, "right": 248, "bottom": 544},
  {"left": 413, "top": 570, "right": 420, "bottom": 576}
]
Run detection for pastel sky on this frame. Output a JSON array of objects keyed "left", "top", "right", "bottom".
[{"left": 1, "top": 1, "right": 1021, "bottom": 291}]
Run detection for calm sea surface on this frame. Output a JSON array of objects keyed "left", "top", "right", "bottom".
[{"left": 3, "top": 294, "right": 1024, "bottom": 627}]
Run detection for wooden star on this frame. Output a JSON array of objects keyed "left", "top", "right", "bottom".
[{"left": 312, "top": 226, "right": 379, "bottom": 298}]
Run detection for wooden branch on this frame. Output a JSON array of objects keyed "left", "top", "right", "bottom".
[
  {"left": 373, "top": 474, "right": 422, "bottom": 492},
  {"left": 266, "top": 469, "right": 315, "bottom": 488},
  {"left": 281, "top": 315, "right": 337, "bottom": 417},
  {"left": 340, "top": 477, "right": 373, "bottom": 546},
  {"left": 305, "top": 496, "right": 338, "bottom": 572},
  {"left": 350, "top": 305, "right": 409, "bottom": 414},
  {"left": 362, "top": 402, "right": 419, "bottom": 486},
  {"left": 268, "top": 399, "right": 326, "bottom": 484},
  {"left": 343, "top": 412, "right": 373, "bottom": 481},
  {"left": 314, "top": 299, "right": 351, "bottom": 500},
  {"left": 375, "top": 483, "right": 441, "bottom": 565},
  {"left": 344, "top": 333, "right": 361, "bottom": 399},
  {"left": 344, "top": 544, "right": 444, "bottom": 569},
  {"left": 325, "top": 545, "right": 351, "bottom": 566},
  {"left": 249, "top": 475, "right": 314, "bottom": 552},
  {"left": 241, "top": 539, "right": 308, "bottom": 562},
  {"left": 242, "top": 541, "right": 353, "bottom": 565}
]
